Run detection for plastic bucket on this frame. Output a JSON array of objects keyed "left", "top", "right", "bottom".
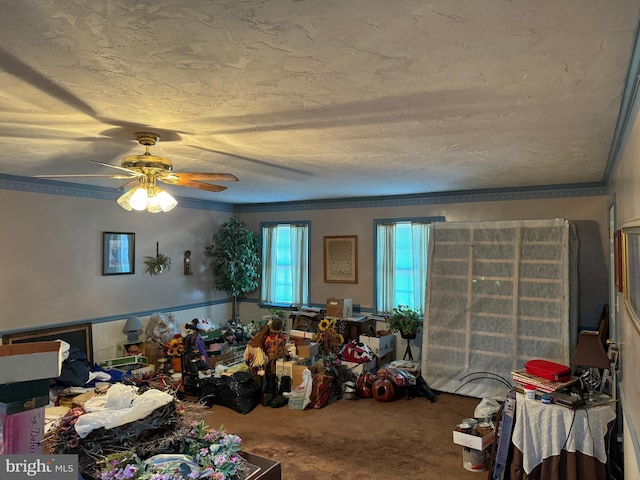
[{"left": 462, "top": 447, "right": 487, "bottom": 472}]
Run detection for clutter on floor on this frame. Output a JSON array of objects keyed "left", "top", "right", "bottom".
[{"left": 1, "top": 307, "right": 443, "bottom": 480}]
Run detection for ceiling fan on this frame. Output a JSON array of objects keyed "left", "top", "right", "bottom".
[{"left": 36, "top": 132, "right": 239, "bottom": 212}]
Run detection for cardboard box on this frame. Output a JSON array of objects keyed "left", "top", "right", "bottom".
[
  {"left": 209, "top": 350, "right": 235, "bottom": 368},
  {"left": 275, "top": 358, "right": 312, "bottom": 388},
  {"left": 241, "top": 452, "right": 282, "bottom": 480},
  {"left": 326, "top": 298, "right": 353, "bottom": 318},
  {"left": 0, "top": 341, "right": 62, "bottom": 384},
  {"left": 0, "top": 406, "right": 45, "bottom": 454},
  {"left": 117, "top": 341, "right": 146, "bottom": 358},
  {"left": 341, "top": 359, "right": 376, "bottom": 376},
  {"left": 376, "top": 351, "right": 394, "bottom": 369},
  {"left": 0, "top": 394, "right": 49, "bottom": 415},
  {"left": 289, "top": 329, "right": 315, "bottom": 339},
  {"left": 99, "top": 355, "right": 148, "bottom": 368},
  {"left": 71, "top": 392, "right": 97, "bottom": 408},
  {"left": 0, "top": 379, "right": 50, "bottom": 404},
  {"left": 377, "top": 365, "right": 416, "bottom": 386},
  {"left": 291, "top": 337, "right": 310, "bottom": 347},
  {"left": 297, "top": 342, "right": 318, "bottom": 359},
  {"left": 452, "top": 430, "right": 495, "bottom": 450},
  {"left": 359, "top": 333, "right": 394, "bottom": 357}
]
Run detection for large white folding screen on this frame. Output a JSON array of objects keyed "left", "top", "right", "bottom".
[{"left": 421, "top": 219, "right": 578, "bottom": 400}]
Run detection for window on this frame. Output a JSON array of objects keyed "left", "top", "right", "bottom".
[
  {"left": 375, "top": 217, "right": 443, "bottom": 314},
  {"left": 261, "top": 222, "right": 310, "bottom": 305}
]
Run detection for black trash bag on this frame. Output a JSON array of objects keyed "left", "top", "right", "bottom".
[{"left": 199, "top": 371, "right": 261, "bottom": 414}]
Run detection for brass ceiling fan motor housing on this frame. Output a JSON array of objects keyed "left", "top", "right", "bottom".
[{"left": 121, "top": 132, "right": 173, "bottom": 172}]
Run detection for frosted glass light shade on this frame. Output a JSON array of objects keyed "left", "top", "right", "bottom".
[
  {"left": 156, "top": 190, "right": 178, "bottom": 212},
  {"left": 116, "top": 185, "right": 177, "bottom": 213},
  {"left": 116, "top": 189, "right": 135, "bottom": 211},
  {"left": 129, "top": 188, "right": 149, "bottom": 211}
]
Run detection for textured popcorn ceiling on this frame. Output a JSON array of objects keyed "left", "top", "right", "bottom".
[{"left": 0, "top": 1, "right": 638, "bottom": 204}]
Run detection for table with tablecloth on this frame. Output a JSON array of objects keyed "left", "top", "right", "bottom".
[{"left": 509, "top": 392, "right": 616, "bottom": 480}]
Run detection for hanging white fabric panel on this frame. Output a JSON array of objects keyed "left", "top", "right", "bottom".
[{"left": 421, "top": 219, "right": 578, "bottom": 400}]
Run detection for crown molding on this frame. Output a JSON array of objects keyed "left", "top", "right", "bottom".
[
  {"left": 0, "top": 174, "right": 233, "bottom": 213},
  {"left": 235, "top": 183, "right": 608, "bottom": 213},
  {"left": 1, "top": 173, "right": 606, "bottom": 215}
]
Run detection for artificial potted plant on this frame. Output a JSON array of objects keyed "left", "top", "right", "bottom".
[
  {"left": 386, "top": 304, "right": 423, "bottom": 339},
  {"left": 144, "top": 242, "right": 171, "bottom": 276},
  {"left": 205, "top": 217, "right": 261, "bottom": 321}
]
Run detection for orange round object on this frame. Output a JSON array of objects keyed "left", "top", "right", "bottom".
[
  {"left": 372, "top": 377, "right": 396, "bottom": 402},
  {"left": 356, "top": 372, "right": 378, "bottom": 398}
]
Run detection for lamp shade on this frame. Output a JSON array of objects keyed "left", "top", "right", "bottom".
[
  {"left": 571, "top": 330, "right": 610, "bottom": 369},
  {"left": 123, "top": 316, "right": 143, "bottom": 343}
]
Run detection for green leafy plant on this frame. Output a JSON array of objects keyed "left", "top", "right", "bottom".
[
  {"left": 245, "top": 318, "right": 268, "bottom": 337},
  {"left": 144, "top": 253, "right": 171, "bottom": 276},
  {"left": 385, "top": 304, "right": 423, "bottom": 337},
  {"left": 265, "top": 308, "right": 286, "bottom": 321},
  {"left": 205, "top": 217, "right": 261, "bottom": 321}
]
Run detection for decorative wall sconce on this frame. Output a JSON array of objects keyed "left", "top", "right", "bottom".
[{"left": 184, "top": 250, "right": 193, "bottom": 275}]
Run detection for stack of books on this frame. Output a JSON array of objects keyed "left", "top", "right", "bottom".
[{"left": 511, "top": 368, "right": 579, "bottom": 393}]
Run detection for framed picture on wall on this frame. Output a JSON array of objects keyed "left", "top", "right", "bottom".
[
  {"left": 623, "top": 220, "right": 640, "bottom": 333},
  {"left": 614, "top": 229, "right": 623, "bottom": 292},
  {"left": 323, "top": 235, "right": 358, "bottom": 284},
  {"left": 102, "top": 232, "right": 135, "bottom": 275}
]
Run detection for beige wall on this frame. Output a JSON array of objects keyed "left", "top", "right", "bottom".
[
  {"left": 239, "top": 194, "right": 609, "bottom": 328},
  {"left": 0, "top": 189, "right": 232, "bottom": 332},
  {"left": 609, "top": 103, "right": 640, "bottom": 479},
  {"left": 1, "top": 184, "right": 610, "bottom": 364}
]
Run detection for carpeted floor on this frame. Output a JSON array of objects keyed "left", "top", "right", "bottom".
[{"left": 202, "top": 391, "right": 492, "bottom": 480}]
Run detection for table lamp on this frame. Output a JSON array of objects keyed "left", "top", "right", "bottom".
[
  {"left": 123, "top": 316, "right": 143, "bottom": 343},
  {"left": 571, "top": 330, "right": 610, "bottom": 404}
]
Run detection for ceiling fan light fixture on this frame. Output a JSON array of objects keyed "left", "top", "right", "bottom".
[
  {"left": 156, "top": 190, "right": 178, "bottom": 212},
  {"left": 116, "top": 189, "right": 135, "bottom": 211},
  {"left": 129, "top": 187, "right": 150, "bottom": 211},
  {"left": 117, "top": 183, "right": 177, "bottom": 213}
]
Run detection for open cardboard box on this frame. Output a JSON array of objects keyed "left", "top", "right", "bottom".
[
  {"left": 452, "top": 430, "right": 495, "bottom": 450},
  {"left": 359, "top": 333, "right": 394, "bottom": 357},
  {"left": 0, "top": 341, "right": 62, "bottom": 384},
  {"left": 241, "top": 452, "right": 281, "bottom": 480}
]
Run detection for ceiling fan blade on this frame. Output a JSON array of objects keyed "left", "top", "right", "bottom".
[
  {"left": 34, "top": 173, "right": 135, "bottom": 179},
  {"left": 164, "top": 172, "right": 239, "bottom": 182},
  {"left": 159, "top": 178, "right": 227, "bottom": 192},
  {"left": 90, "top": 160, "right": 144, "bottom": 176},
  {"left": 119, "top": 179, "right": 141, "bottom": 191}
]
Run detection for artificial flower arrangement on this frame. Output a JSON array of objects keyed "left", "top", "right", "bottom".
[
  {"left": 218, "top": 319, "right": 250, "bottom": 345},
  {"left": 385, "top": 304, "right": 423, "bottom": 337},
  {"left": 100, "top": 421, "right": 246, "bottom": 480},
  {"left": 315, "top": 317, "right": 345, "bottom": 357},
  {"left": 164, "top": 334, "right": 185, "bottom": 358},
  {"left": 245, "top": 318, "right": 268, "bottom": 337}
]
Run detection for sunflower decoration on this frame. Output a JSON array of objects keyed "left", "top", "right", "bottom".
[
  {"left": 164, "top": 334, "right": 185, "bottom": 358},
  {"left": 315, "top": 317, "right": 345, "bottom": 356}
]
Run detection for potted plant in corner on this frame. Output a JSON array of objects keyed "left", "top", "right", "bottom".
[
  {"left": 205, "top": 217, "right": 261, "bottom": 322},
  {"left": 386, "top": 305, "right": 422, "bottom": 361},
  {"left": 386, "top": 305, "right": 422, "bottom": 338}
]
